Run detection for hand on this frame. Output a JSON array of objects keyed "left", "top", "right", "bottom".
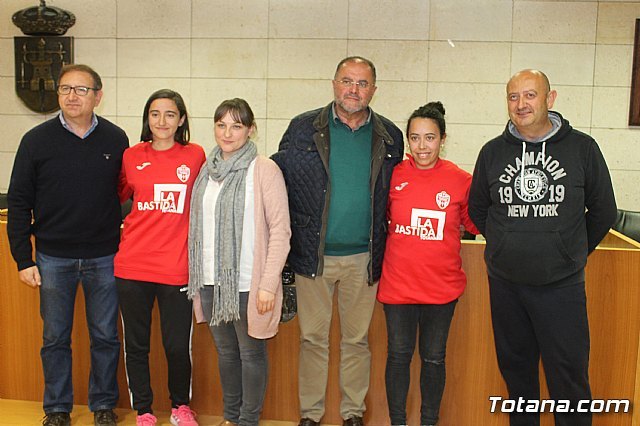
[
  {"left": 18, "top": 265, "right": 41, "bottom": 288},
  {"left": 256, "top": 289, "right": 275, "bottom": 314}
]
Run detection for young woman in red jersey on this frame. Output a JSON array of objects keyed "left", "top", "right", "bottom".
[
  {"left": 115, "top": 89, "right": 205, "bottom": 426},
  {"left": 377, "top": 102, "right": 479, "bottom": 426}
]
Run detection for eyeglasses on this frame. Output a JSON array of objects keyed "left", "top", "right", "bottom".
[
  {"left": 57, "top": 85, "right": 98, "bottom": 96},
  {"left": 334, "top": 79, "right": 372, "bottom": 90}
]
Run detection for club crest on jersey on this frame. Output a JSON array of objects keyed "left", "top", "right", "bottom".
[
  {"left": 515, "top": 168, "right": 549, "bottom": 202},
  {"left": 176, "top": 164, "right": 190, "bottom": 183},
  {"left": 436, "top": 191, "right": 450, "bottom": 209}
]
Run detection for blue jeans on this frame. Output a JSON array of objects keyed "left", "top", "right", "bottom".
[
  {"left": 384, "top": 301, "right": 457, "bottom": 426},
  {"left": 200, "top": 288, "right": 267, "bottom": 426},
  {"left": 37, "top": 252, "right": 120, "bottom": 414}
]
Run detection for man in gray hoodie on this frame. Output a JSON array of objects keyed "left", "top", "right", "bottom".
[{"left": 469, "top": 69, "right": 617, "bottom": 426}]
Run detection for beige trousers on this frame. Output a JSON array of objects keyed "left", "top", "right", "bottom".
[{"left": 296, "top": 252, "right": 378, "bottom": 422}]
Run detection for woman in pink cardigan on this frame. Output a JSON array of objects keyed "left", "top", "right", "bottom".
[{"left": 187, "top": 98, "right": 291, "bottom": 426}]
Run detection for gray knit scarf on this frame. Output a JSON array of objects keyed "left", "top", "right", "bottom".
[{"left": 188, "top": 140, "right": 257, "bottom": 325}]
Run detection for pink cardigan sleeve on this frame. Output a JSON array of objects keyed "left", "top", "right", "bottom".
[
  {"left": 247, "top": 156, "right": 291, "bottom": 338},
  {"left": 253, "top": 157, "right": 291, "bottom": 294}
]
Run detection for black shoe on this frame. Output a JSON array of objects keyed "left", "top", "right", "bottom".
[
  {"left": 343, "top": 416, "right": 364, "bottom": 426},
  {"left": 94, "top": 409, "right": 118, "bottom": 426},
  {"left": 42, "top": 412, "right": 71, "bottom": 426},
  {"left": 298, "top": 418, "right": 320, "bottom": 426}
]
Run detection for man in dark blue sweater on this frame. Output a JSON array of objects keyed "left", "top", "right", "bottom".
[{"left": 7, "top": 64, "right": 128, "bottom": 426}]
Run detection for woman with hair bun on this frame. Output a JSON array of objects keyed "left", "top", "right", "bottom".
[{"left": 377, "top": 102, "right": 478, "bottom": 426}]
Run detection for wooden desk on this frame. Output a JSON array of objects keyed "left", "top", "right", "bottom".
[{"left": 1, "top": 222, "right": 639, "bottom": 425}]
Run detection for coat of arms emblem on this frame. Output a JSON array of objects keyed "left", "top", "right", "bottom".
[
  {"left": 12, "top": 1, "right": 75, "bottom": 113},
  {"left": 436, "top": 191, "right": 451, "bottom": 210},
  {"left": 176, "top": 165, "right": 191, "bottom": 183}
]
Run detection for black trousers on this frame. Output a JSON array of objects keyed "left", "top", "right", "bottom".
[
  {"left": 489, "top": 277, "right": 592, "bottom": 426},
  {"left": 116, "top": 278, "right": 193, "bottom": 414}
]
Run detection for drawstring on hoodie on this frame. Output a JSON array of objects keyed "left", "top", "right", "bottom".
[
  {"left": 520, "top": 140, "right": 546, "bottom": 182},
  {"left": 512, "top": 112, "right": 559, "bottom": 182},
  {"left": 520, "top": 142, "right": 526, "bottom": 182}
]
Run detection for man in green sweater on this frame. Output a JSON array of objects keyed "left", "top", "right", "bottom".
[
  {"left": 8, "top": 64, "right": 128, "bottom": 426},
  {"left": 273, "top": 56, "right": 404, "bottom": 426}
]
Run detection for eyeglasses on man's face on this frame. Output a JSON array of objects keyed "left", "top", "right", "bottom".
[
  {"left": 334, "top": 79, "right": 372, "bottom": 90},
  {"left": 57, "top": 85, "right": 98, "bottom": 96}
]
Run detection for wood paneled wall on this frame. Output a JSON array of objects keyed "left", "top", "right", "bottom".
[{"left": 1, "top": 222, "right": 639, "bottom": 425}]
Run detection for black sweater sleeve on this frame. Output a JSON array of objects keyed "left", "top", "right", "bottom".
[
  {"left": 468, "top": 146, "right": 490, "bottom": 236},
  {"left": 584, "top": 141, "right": 617, "bottom": 253},
  {"left": 7, "top": 135, "right": 37, "bottom": 270}
]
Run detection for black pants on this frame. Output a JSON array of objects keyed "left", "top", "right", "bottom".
[
  {"left": 383, "top": 301, "right": 457, "bottom": 426},
  {"left": 489, "top": 277, "right": 592, "bottom": 426},
  {"left": 116, "top": 278, "right": 193, "bottom": 414}
]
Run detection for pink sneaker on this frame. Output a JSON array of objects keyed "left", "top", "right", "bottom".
[
  {"left": 170, "top": 405, "right": 198, "bottom": 426},
  {"left": 136, "top": 413, "right": 157, "bottom": 426}
]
